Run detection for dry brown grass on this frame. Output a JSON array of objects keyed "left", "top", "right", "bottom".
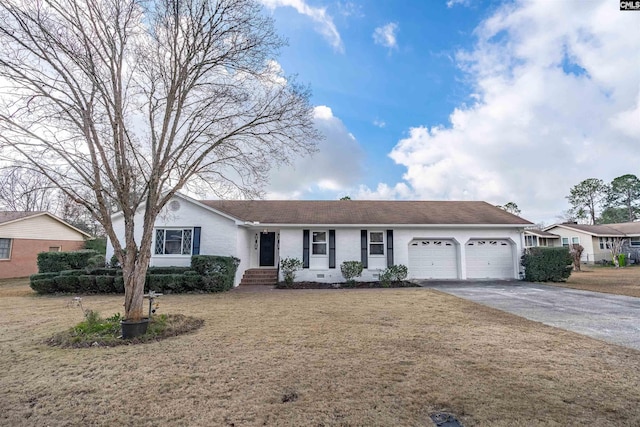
[
  {"left": 1, "top": 279, "right": 640, "bottom": 426},
  {"left": 558, "top": 266, "right": 640, "bottom": 297}
]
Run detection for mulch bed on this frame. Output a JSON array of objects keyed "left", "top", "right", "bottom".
[{"left": 275, "top": 281, "right": 419, "bottom": 289}]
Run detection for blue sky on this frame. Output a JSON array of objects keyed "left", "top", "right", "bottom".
[{"left": 259, "top": 0, "right": 640, "bottom": 225}]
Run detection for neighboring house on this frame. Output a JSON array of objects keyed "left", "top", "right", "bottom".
[
  {"left": 0, "top": 212, "right": 91, "bottom": 279},
  {"left": 107, "top": 194, "right": 532, "bottom": 285},
  {"left": 524, "top": 229, "right": 561, "bottom": 248},
  {"left": 543, "top": 222, "right": 640, "bottom": 263}
]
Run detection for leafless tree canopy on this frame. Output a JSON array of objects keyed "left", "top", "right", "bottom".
[
  {"left": 0, "top": 0, "right": 319, "bottom": 319},
  {"left": 0, "top": 167, "right": 58, "bottom": 212}
]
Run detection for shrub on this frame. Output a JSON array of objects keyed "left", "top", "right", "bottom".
[
  {"left": 146, "top": 274, "right": 185, "bottom": 293},
  {"left": 37, "top": 250, "right": 100, "bottom": 273},
  {"left": 379, "top": 264, "right": 408, "bottom": 287},
  {"left": 340, "top": 261, "right": 363, "bottom": 284},
  {"left": 53, "top": 275, "right": 80, "bottom": 293},
  {"left": 29, "top": 273, "right": 58, "bottom": 294},
  {"left": 77, "top": 275, "right": 96, "bottom": 293},
  {"left": 86, "top": 254, "right": 106, "bottom": 270},
  {"left": 191, "top": 255, "right": 240, "bottom": 292},
  {"left": 521, "top": 247, "right": 573, "bottom": 282},
  {"left": 280, "top": 257, "right": 303, "bottom": 285},
  {"left": 147, "top": 266, "right": 193, "bottom": 275},
  {"left": 94, "top": 275, "right": 116, "bottom": 293},
  {"left": 84, "top": 238, "right": 107, "bottom": 254}
]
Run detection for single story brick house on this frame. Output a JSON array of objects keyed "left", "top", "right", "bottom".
[
  {"left": 107, "top": 194, "right": 532, "bottom": 286},
  {"left": 543, "top": 222, "right": 640, "bottom": 264},
  {"left": 0, "top": 212, "right": 91, "bottom": 279}
]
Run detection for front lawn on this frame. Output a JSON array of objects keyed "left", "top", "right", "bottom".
[
  {"left": 1, "top": 278, "right": 640, "bottom": 426},
  {"left": 557, "top": 265, "right": 640, "bottom": 297}
]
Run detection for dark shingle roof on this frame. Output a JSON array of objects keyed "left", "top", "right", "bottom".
[
  {"left": 551, "top": 222, "right": 640, "bottom": 236},
  {"left": 200, "top": 200, "right": 532, "bottom": 225},
  {"left": 0, "top": 211, "right": 42, "bottom": 225}
]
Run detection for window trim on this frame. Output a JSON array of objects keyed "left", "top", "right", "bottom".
[
  {"left": 0, "top": 238, "right": 12, "bottom": 260},
  {"left": 524, "top": 235, "right": 536, "bottom": 247},
  {"left": 561, "top": 237, "right": 569, "bottom": 247},
  {"left": 571, "top": 237, "right": 580, "bottom": 245},
  {"left": 369, "top": 231, "right": 385, "bottom": 256},
  {"left": 311, "top": 230, "right": 328, "bottom": 256},
  {"left": 154, "top": 228, "right": 193, "bottom": 256}
]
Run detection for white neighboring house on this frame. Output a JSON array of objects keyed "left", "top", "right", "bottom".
[
  {"left": 524, "top": 229, "right": 561, "bottom": 248},
  {"left": 543, "top": 222, "right": 640, "bottom": 264},
  {"left": 106, "top": 193, "right": 533, "bottom": 286}
]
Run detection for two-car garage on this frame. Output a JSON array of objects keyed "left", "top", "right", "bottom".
[{"left": 407, "top": 238, "right": 516, "bottom": 280}]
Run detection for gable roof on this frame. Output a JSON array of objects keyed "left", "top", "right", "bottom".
[
  {"left": 0, "top": 211, "right": 93, "bottom": 238},
  {"left": 525, "top": 229, "right": 560, "bottom": 238},
  {"left": 0, "top": 211, "right": 41, "bottom": 225},
  {"left": 545, "top": 223, "right": 629, "bottom": 237},
  {"left": 200, "top": 200, "right": 532, "bottom": 226}
]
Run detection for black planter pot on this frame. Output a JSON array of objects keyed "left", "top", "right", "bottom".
[{"left": 121, "top": 318, "right": 150, "bottom": 339}]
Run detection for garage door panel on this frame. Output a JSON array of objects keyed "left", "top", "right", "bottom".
[
  {"left": 466, "top": 240, "right": 514, "bottom": 279},
  {"left": 408, "top": 239, "right": 458, "bottom": 279}
]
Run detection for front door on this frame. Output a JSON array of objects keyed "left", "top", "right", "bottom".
[{"left": 259, "top": 232, "right": 276, "bottom": 267}]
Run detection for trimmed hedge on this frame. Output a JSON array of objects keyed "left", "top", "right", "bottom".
[
  {"left": 521, "top": 247, "right": 573, "bottom": 282},
  {"left": 29, "top": 255, "right": 239, "bottom": 294},
  {"left": 37, "top": 250, "right": 100, "bottom": 273}
]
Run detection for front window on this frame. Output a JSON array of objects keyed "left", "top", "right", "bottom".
[
  {"left": 525, "top": 235, "right": 536, "bottom": 247},
  {"left": 369, "top": 231, "right": 384, "bottom": 255},
  {"left": 154, "top": 228, "right": 192, "bottom": 255},
  {"left": 312, "top": 231, "right": 327, "bottom": 255},
  {"left": 571, "top": 237, "right": 580, "bottom": 245},
  {"left": 0, "top": 238, "right": 11, "bottom": 259},
  {"left": 599, "top": 237, "right": 612, "bottom": 250},
  {"left": 562, "top": 237, "right": 569, "bottom": 247},
  {"left": 631, "top": 237, "right": 640, "bottom": 247}
]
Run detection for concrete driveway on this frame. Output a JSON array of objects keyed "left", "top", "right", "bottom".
[{"left": 421, "top": 281, "right": 640, "bottom": 351}]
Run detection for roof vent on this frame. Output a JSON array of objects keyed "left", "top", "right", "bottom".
[{"left": 168, "top": 200, "right": 181, "bottom": 212}]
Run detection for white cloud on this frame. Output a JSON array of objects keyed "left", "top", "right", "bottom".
[
  {"left": 446, "top": 0, "right": 472, "bottom": 8},
  {"left": 373, "top": 23, "right": 398, "bottom": 50},
  {"left": 365, "top": 0, "right": 640, "bottom": 224},
  {"left": 259, "top": 0, "right": 344, "bottom": 53},
  {"left": 373, "top": 119, "right": 386, "bottom": 128},
  {"left": 266, "top": 106, "right": 365, "bottom": 199}
]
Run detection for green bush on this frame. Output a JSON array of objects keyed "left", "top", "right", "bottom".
[
  {"left": 53, "top": 275, "right": 80, "bottom": 293},
  {"left": 77, "top": 275, "right": 96, "bottom": 293},
  {"left": 30, "top": 255, "right": 240, "bottom": 294},
  {"left": 280, "top": 257, "right": 303, "bottom": 285},
  {"left": 84, "top": 238, "right": 107, "bottom": 254},
  {"left": 37, "top": 250, "right": 100, "bottom": 273},
  {"left": 191, "top": 255, "right": 240, "bottom": 292},
  {"left": 521, "top": 247, "right": 573, "bottom": 282},
  {"left": 30, "top": 278, "right": 56, "bottom": 294},
  {"left": 340, "top": 261, "right": 363, "bottom": 284},
  {"left": 147, "top": 266, "right": 193, "bottom": 275},
  {"left": 379, "top": 264, "right": 409, "bottom": 287},
  {"left": 146, "top": 274, "right": 185, "bottom": 293},
  {"left": 94, "top": 275, "right": 116, "bottom": 293}
]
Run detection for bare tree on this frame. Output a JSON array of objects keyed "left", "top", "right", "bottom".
[
  {"left": 0, "top": 0, "right": 318, "bottom": 320},
  {"left": 0, "top": 167, "right": 58, "bottom": 212},
  {"left": 568, "top": 244, "right": 583, "bottom": 272},
  {"left": 608, "top": 238, "right": 628, "bottom": 268}
]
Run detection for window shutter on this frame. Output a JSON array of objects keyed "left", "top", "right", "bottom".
[
  {"left": 329, "top": 230, "right": 336, "bottom": 268},
  {"left": 303, "top": 229, "right": 310, "bottom": 268},
  {"left": 361, "top": 230, "right": 368, "bottom": 268},
  {"left": 193, "top": 227, "right": 201, "bottom": 255},
  {"left": 386, "top": 229, "right": 394, "bottom": 267}
]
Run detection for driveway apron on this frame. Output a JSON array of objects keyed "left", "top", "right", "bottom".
[{"left": 422, "top": 281, "right": 640, "bottom": 351}]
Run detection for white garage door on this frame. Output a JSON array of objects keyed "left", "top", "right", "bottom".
[
  {"left": 465, "top": 239, "right": 514, "bottom": 279},
  {"left": 408, "top": 239, "right": 458, "bottom": 279}
]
